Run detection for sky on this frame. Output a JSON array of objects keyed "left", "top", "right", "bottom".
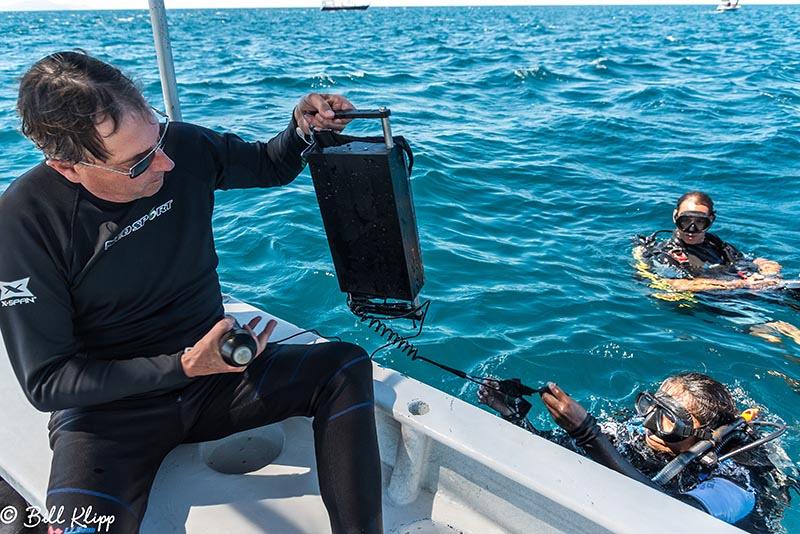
[{"left": 2, "top": 0, "right": 798, "bottom": 11}]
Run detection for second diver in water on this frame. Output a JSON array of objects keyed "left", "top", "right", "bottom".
[
  {"left": 637, "top": 191, "right": 783, "bottom": 293},
  {"left": 635, "top": 190, "right": 800, "bottom": 345}
]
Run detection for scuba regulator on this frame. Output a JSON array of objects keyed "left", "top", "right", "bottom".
[{"left": 651, "top": 407, "right": 786, "bottom": 486}]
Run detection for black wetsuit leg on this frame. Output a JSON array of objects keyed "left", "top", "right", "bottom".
[
  {"left": 46, "top": 394, "right": 186, "bottom": 534},
  {"left": 182, "top": 341, "right": 382, "bottom": 534},
  {"left": 45, "top": 341, "right": 382, "bottom": 534}
]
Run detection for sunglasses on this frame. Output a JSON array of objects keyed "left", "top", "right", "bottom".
[
  {"left": 675, "top": 211, "right": 714, "bottom": 233},
  {"left": 636, "top": 390, "right": 710, "bottom": 443},
  {"left": 78, "top": 108, "right": 170, "bottom": 179}
]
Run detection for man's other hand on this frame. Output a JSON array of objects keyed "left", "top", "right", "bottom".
[{"left": 181, "top": 316, "right": 277, "bottom": 377}]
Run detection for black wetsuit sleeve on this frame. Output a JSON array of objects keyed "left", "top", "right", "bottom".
[
  {"left": 569, "top": 414, "right": 662, "bottom": 489},
  {"left": 567, "top": 415, "right": 714, "bottom": 513},
  {"left": 205, "top": 116, "right": 310, "bottom": 191},
  {"left": 0, "top": 201, "right": 191, "bottom": 412}
]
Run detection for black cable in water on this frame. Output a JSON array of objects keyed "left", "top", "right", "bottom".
[{"left": 349, "top": 298, "right": 546, "bottom": 399}]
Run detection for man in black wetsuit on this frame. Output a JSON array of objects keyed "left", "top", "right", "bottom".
[
  {"left": 0, "top": 51, "right": 382, "bottom": 533},
  {"left": 478, "top": 373, "right": 796, "bottom": 532},
  {"left": 640, "top": 191, "right": 782, "bottom": 293}
]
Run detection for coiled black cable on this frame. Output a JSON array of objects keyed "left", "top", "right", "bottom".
[{"left": 348, "top": 298, "right": 429, "bottom": 359}]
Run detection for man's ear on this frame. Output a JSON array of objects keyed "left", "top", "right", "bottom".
[
  {"left": 46, "top": 159, "right": 82, "bottom": 184},
  {"left": 672, "top": 209, "right": 678, "bottom": 223}
]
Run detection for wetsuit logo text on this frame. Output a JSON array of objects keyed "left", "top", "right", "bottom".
[
  {"left": 103, "top": 199, "right": 174, "bottom": 251},
  {"left": 0, "top": 277, "right": 36, "bottom": 306}
]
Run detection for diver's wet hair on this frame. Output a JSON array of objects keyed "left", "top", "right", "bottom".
[
  {"left": 660, "top": 372, "right": 737, "bottom": 428},
  {"left": 676, "top": 191, "right": 715, "bottom": 215},
  {"left": 17, "top": 50, "right": 150, "bottom": 162}
]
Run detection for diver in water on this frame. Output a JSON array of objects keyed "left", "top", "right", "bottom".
[
  {"left": 636, "top": 191, "right": 800, "bottom": 345},
  {"left": 478, "top": 373, "right": 796, "bottom": 532},
  {"left": 638, "top": 191, "right": 783, "bottom": 293}
]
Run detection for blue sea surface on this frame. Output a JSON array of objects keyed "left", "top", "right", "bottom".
[{"left": 2, "top": 4, "right": 800, "bottom": 530}]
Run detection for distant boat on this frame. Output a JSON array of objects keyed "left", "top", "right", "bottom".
[
  {"left": 321, "top": 0, "right": 369, "bottom": 11},
  {"left": 716, "top": 0, "right": 741, "bottom": 11}
]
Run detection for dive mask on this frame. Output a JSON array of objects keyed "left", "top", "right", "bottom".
[
  {"left": 675, "top": 211, "right": 714, "bottom": 233},
  {"left": 636, "top": 390, "right": 711, "bottom": 443}
]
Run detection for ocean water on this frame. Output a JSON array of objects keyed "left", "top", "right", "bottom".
[{"left": 2, "top": 4, "right": 800, "bottom": 530}]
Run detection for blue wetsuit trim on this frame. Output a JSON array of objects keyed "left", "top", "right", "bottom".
[
  {"left": 289, "top": 345, "right": 315, "bottom": 384},
  {"left": 47, "top": 487, "right": 138, "bottom": 520},
  {"left": 328, "top": 401, "right": 374, "bottom": 422},
  {"left": 325, "top": 354, "right": 370, "bottom": 389},
  {"left": 253, "top": 345, "right": 287, "bottom": 400}
]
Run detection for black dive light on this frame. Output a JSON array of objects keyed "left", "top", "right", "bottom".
[{"left": 220, "top": 320, "right": 257, "bottom": 367}]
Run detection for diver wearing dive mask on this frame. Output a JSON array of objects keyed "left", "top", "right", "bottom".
[
  {"left": 669, "top": 194, "right": 731, "bottom": 262},
  {"left": 478, "top": 372, "right": 797, "bottom": 529},
  {"left": 636, "top": 191, "right": 783, "bottom": 293}
]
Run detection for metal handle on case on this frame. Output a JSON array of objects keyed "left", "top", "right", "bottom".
[{"left": 332, "top": 107, "right": 393, "bottom": 149}]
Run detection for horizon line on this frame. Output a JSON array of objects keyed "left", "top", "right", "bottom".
[{"left": 3, "top": 0, "right": 799, "bottom": 13}]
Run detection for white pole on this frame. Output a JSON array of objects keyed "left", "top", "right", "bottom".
[{"left": 148, "top": 0, "right": 182, "bottom": 121}]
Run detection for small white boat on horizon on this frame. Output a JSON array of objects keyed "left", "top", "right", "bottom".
[
  {"left": 716, "top": 0, "right": 741, "bottom": 12},
  {"left": 321, "top": 0, "right": 370, "bottom": 11}
]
